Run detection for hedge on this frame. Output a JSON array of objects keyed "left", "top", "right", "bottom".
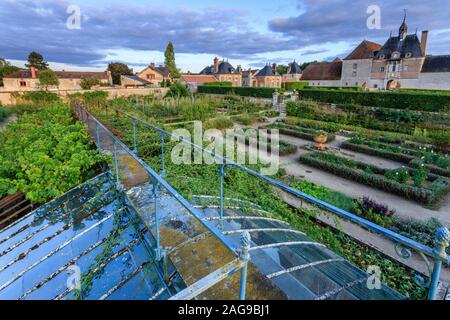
[
  {"left": 232, "top": 132, "right": 297, "bottom": 156},
  {"left": 305, "top": 86, "right": 363, "bottom": 92},
  {"left": 297, "top": 89, "right": 450, "bottom": 112},
  {"left": 202, "top": 81, "right": 232, "bottom": 87},
  {"left": 299, "top": 152, "right": 450, "bottom": 205},
  {"left": 341, "top": 140, "right": 450, "bottom": 178},
  {"left": 284, "top": 82, "right": 309, "bottom": 90},
  {"left": 197, "top": 85, "right": 280, "bottom": 98}
]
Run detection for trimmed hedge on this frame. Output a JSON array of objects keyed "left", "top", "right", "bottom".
[
  {"left": 297, "top": 89, "right": 450, "bottom": 112},
  {"left": 341, "top": 140, "right": 450, "bottom": 178},
  {"left": 299, "top": 152, "right": 450, "bottom": 205},
  {"left": 284, "top": 82, "right": 309, "bottom": 90},
  {"left": 305, "top": 86, "right": 363, "bottom": 92},
  {"left": 202, "top": 81, "right": 232, "bottom": 87},
  {"left": 198, "top": 85, "right": 281, "bottom": 98}
]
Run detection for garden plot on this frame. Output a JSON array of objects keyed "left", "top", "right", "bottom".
[{"left": 299, "top": 151, "right": 450, "bottom": 205}]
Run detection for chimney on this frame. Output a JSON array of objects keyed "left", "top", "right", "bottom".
[
  {"left": 150, "top": 62, "right": 155, "bottom": 68},
  {"left": 272, "top": 63, "right": 277, "bottom": 71},
  {"left": 213, "top": 57, "right": 220, "bottom": 74},
  {"left": 421, "top": 30, "right": 429, "bottom": 56},
  {"left": 31, "top": 67, "right": 37, "bottom": 79}
]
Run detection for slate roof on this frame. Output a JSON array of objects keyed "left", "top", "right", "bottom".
[
  {"left": 151, "top": 66, "right": 170, "bottom": 77},
  {"left": 421, "top": 55, "right": 450, "bottom": 73},
  {"left": 288, "top": 61, "right": 302, "bottom": 74},
  {"left": 375, "top": 34, "right": 423, "bottom": 60},
  {"left": 5, "top": 70, "right": 110, "bottom": 79},
  {"left": 301, "top": 61, "right": 342, "bottom": 80},
  {"left": 345, "top": 40, "right": 382, "bottom": 60},
  {"left": 200, "top": 61, "right": 239, "bottom": 75},
  {"left": 256, "top": 65, "right": 278, "bottom": 77},
  {"left": 217, "top": 61, "right": 237, "bottom": 74}
]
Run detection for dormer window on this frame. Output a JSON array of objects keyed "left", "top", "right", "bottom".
[
  {"left": 392, "top": 51, "right": 400, "bottom": 59},
  {"left": 379, "top": 54, "right": 385, "bottom": 60},
  {"left": 405, "top": 52, "right": 412, "bottom": 58}
]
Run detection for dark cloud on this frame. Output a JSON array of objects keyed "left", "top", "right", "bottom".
[
  {"left": 1, "top": 0, "right": 449, "bottom": 67},
  {"left": 269, "top": 0, "right": 450, "bottom": 55},
  {"left": 0, "top": 0, "right": 297, "bottom": 66}
]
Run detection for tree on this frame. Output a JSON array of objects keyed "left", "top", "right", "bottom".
[
  {"left": 164, "top": 42, "right": 180, "bottom": 78},
  {"left": 25, "top": 51, "right": 49, "bottom": 70},
  {"left": 0, "top": 59, "right": 20, "bottom": 87},
  {"left": 37, "top": 69, "right": 59, "bottom": 90},
  {"left": 165, "top": 82, "right": 190, "bottom": 98},
  {"left": 107, "top": 62, "right": 132, "bottom": 85},
  {"left": 300, "top": 60, "right": 325, "bottom": 71},
  {"left": 276, "top": 65, "right": 288, "bottom": 75},
  {"left": 80, "top": 78, "right": 101, "bottom": 90}
]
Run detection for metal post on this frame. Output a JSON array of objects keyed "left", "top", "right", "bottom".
[
  {"left": 219, "top": 164, "right": 225, "bottom": 229},
  {"left": 133, "top": 120, "right": 137, "bottom": 153},
  {"left": 160, "top": 134, "right": 166, "bottom": 178},
  {"left": 239, "top": 231, "right": 251, "bottom": 300},
  {"left": 153, "top": 181, "right": 163, "bottom": 261},
  {"left": 95, "top": 122, "right": 101, "bottom": 153},
  {"left": 427, "top": 227, "right": 449, "bottom": 300},
  {"left": 113, "top": 141, "right": 120, "bottom": 187}
]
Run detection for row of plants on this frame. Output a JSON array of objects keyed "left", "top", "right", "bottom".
[
  {"left": 284, "top": 116, "right": 448, "bottom": 149},
  {"left": 297, "top": 88, "right": 450, "bottom": 112},
  {"left": 342, "top": 137, "right": 450, "bottom": 177},
  {"left": 265, "top": 123, "right": 336, "bottom": 142},
  {"left": 0, "top": 103, "right": 105, "bottom": 203},
  {"left": 231, "top": 130, "right": 297, "bottom": 156},
  {"left": 291, "top": 179, "right": 449, "bottom": 254},
  {"left": 85, "top": 103, "right": 426, "bottom": 299},
  {"left": 197, "top": 85, "right": 283, "bottom": 98},
  {"left": 298, "top": 151, "right": 450, "bottom": 205},
  {"left": 286, "top": 99, "right": 449, "bottom": 136}
]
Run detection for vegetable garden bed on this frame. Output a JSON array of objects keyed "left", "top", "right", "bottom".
[{"left": 299, "top": 151, "right": 450, "bottom": 205}]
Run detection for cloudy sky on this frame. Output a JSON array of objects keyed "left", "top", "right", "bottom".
[{"left": 1, "top": 0, "right": 450, "bottom": 72}]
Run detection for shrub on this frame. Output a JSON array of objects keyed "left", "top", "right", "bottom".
[
  {"left": 80, "top": 78, "right": 101, "bottom": 90},
  {"left": 284, "top": 82, "right": 309, "bottom": 90},
  {"left": 297, "top": 89, "right": 450, "bottom": 112},
  {"left": 204, "top": 117, "right": 234, "bottom": 130},
  {"left": 202, "top": 81, "right": 232, "bottom": 87},
  {"left": 198, "top": 85, "right": 282, "bottom": 98},
  {"left": 165, "top": 82, "right": 191, "bottom": 98},
  {"left": 17, "top": 91, "right": 60, "bottom": 105}
]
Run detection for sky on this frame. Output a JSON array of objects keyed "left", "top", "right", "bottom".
[{"left": 1, "top": 0, "right": 450, "bottom": 73}]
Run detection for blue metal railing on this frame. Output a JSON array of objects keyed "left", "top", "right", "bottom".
[
  {"left": 108, "top": 106, "right": 449, "bottom": 300},
  {"left": 74, "top": 103, "right": 251, "bottom": 300}
]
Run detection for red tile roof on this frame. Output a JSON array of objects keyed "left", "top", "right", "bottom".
[
  {"left": 5, "top": 70, "right": 110, "bottom": 79},
  {"left": 180, "top": 74, "right": 218, "bottom": 84},
  {"left": 344, "top": 40, "right": 382, "bottom": 60},
  {"left": 301, "top": 61, "right": 342, "bottom": 80}
]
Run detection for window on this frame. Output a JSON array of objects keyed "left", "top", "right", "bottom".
[
  {"left": 353, "top": 63, "right": 358, "bottom": 70},
  {"left": 352, "top": 71, "right": 357, "bottom": 77},
  {"left": 380, "top": 55, "right": 385, "bottom": 60},
  {"left": 381, "top": 67, "right": 385, "bottom": 72},
  {"left": 405, "top": 52, "right": 412, "bottom": 58},
  {"left": 345, "top": 82, "right": 348, "bottom": 86},
  {"left": 374, "top": 84, "right": 378, "bottom": 88},
  {"left": 355, "top": 82, "right": 358, "bottom": 86},
  {"left": 20, "top": 81, "right": 27, "bottom": 87}
]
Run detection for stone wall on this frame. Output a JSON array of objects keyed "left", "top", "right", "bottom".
[
  {"left": 0, "top": 87, "right": 169, "bottom": 106},
  {"left": 341, "top": 59, "right": 372, "bottom": 87}
]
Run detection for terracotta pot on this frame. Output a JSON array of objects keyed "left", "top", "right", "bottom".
[{"left": 313, "top": 134, "right": 328, "bottom": 151}]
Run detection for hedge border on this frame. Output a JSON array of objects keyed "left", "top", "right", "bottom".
[
  {"left": 299, "top": 152, "right": 450, "bottom": 205},
  {"left": 266, "top": 124, "right": 336, "bottom": 142},
  {"left": 198, "top": 85, "right": 281, "bottom": 98},
  {"left": 297, "top": 89, "right": 450, "bottom": 112}
]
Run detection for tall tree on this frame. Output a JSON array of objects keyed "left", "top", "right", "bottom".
[
  {"left": 25, "top": 51, "right": 49, "bottom": 70},
  {"left": 276, "top": 65, "right": 288, "bottom": 75},
  {"left": 164, "top": 42, "right": 180, "bottom": 78},
  {"left": 107, "top": 62, "right": 132, "bottom": 85},
  {"left": 37, "top": 69, "right": 59, "bottom": 90},
  {"left": 0, "top": 59, "right": 20, "bottom": 87}
]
